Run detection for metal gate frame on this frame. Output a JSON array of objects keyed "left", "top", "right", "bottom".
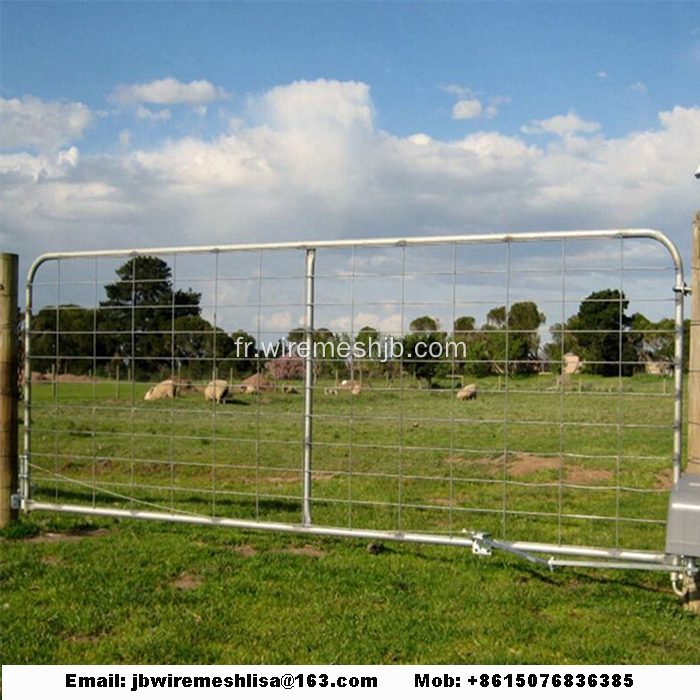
[{"left": 20, "top": 228, "right": 697, "bottom": 577}]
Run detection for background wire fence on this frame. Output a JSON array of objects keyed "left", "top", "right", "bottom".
[{"left": 23, "top": 231, "right": 685, "bottom": 558}]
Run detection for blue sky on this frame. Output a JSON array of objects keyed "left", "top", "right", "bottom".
[
  {"left": 1, "top": 1, "right": 699, "bottom": 333},
  {"left": 3, "top": 2, "right": 699, "bottom": 145}
]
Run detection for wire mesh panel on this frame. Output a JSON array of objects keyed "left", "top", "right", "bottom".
[{"left": 23, "top": 230, "right": 686, "bottom": 567}]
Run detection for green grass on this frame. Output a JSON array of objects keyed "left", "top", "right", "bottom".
[
  {"left": 3, "top": 373, "right": 698, "bottom": 666},
  {"left": 25, "top": 374, "right": 679, "bottom": 550},
  {"left": 2, "top": 515, "right": 700, "bottom": 665}
]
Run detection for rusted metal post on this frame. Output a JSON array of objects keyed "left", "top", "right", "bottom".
[{"left": 0, "top": 253, "right": 19, "bottom": 528}]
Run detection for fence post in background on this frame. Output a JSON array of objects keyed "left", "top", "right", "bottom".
[
  {"left": 683, "top": 212, "right": 700, "bottom": 612},
  {"left": 0, "top": 253, "right": 19, "bottom": 528}
]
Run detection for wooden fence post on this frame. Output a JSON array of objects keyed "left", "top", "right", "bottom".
[
  {"left": 682, "top": 212, "right": 700, "bottom": 611},
  {"left": 0, "top": 253, "right": 19, "bottom": 528}
]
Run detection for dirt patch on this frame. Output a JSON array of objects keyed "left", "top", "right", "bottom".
[
  {"left": 286, "top": 544, "right": 325, "bottom": 558},
  {"left": 32, "top": 373, "right": 95, "bottom": 383},
  {"left": 508, "top": 455, "right": 561, "bottom": 477},
  {"left": 238, "top": 472, "right": 336, "bottom": 485},
  {"left": 68, "top": 633, "right": 106, "bottom": 644},
  {"left": 654, "top": 469, "right": 674, "bottom": 491},
  {"left": 565, "top": 465, "right": 612, "bottom": 484},
  {"left": 444, "top": 453, "right": 613, "bottom": 484},
  {"left": 40, "top": 555, "right": 65, "bottom": 566},
  {"left": 173, "top": 572, "right": 204, "bottom": 590},
  {"left": 234, "top": 545, "right": 257, "bottom": 557},
  {"left": 27, "top": 527, "right": 111, "bottom": 544}
]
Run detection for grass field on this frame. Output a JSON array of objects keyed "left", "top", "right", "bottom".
[{"left": 2, "top": 373, "right": 699, "bottom": 666}]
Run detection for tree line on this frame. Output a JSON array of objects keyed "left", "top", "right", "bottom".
[{"left": 29, "top": 256, "right": 683, "bottom": 382}]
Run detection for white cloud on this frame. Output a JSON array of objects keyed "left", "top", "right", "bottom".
[
  {"left": 597, "top": 71, "right": 608, "bottom": 79},
  {"left": 135, "top": 105, "right": 172, "bottom": 122},
  {"left": 442, "top": 84, "right": 474, "bottom": 98},
  {"left": 2, "top": 80, "right": 699, "bottom": 294},
  {"left": 57, "top": 146, "right": 79, "bottom": 168},
  {"left": 630, "top": 81, "right": 648, "bottom": 94},
  {"left": 447, "top": 89, "right": 508, "bottom": 121},
  {"left": 0, "top": 95, "right": 92, "bottom": 151},
  {"left": 522, "top": 111, "right": 601, "bottom": 136},
  {"left": 108, "top": 77, "right": 229, "bottom": 106},
  {"left": 452, "top": 99, "right": 483, "bottom": 120}
]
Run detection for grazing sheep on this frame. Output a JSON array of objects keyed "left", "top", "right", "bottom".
[
  {"left": 205, "top": 379, "right": 229, "bottom": 403},
  {"left": 242, "top": 372, "right": 274, "bottom": 393},
  {"left": 324, "top": 388, "right": 338, "bottom": 396},
  {"left": 457, "top": 383, "right": 477, "bottom": 401},
  {"left": 340, "top": 379, "right": 362, "bottom": 396},
  {"left": 282, "top": 386, "right": 299, "bottom": 394},
  {"left": 144, "top": 378, "right": 178, "bottom": 401}
]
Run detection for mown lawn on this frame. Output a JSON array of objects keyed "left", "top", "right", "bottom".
[
  {"left": 2, "top": 515, "right": 700, "bottom": 666},
  {"left": 2, "top": 373, "right": 698, "bottom": 666}
]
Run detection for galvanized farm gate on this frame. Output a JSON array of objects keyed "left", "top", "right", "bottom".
[{"left": 18, "top": 229, "right": 698, "bottom": 578}]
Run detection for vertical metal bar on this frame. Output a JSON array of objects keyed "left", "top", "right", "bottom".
[
  {"left": 615, "top": 238, "right": 624, "bottom": 549},
  {"left": 0, "top": 253, "right": 19, "bottom": 527},
  {"left": 680, "top": 212, "right": 699, "bottom": 613},
  {"left": 302, "top": 248, "right": 316, "bottom": 525},
  {"left": 398, "top": 244, "right": 407, "bottom": 533},
  {"left": 557, "top": 239, "right": 567, "bottom": 546},
  {"left": 502, "top": 240, "right": 511, "bottom": 538},
  {"left": 91, "top": 258, "right": 99, "bottom": 508},
  {"left": 348, "top": 246, "right": 357, "bottom": 528},
  {"left": 672, "top": 255, "right": 685, "bottom": 484},
  {"left": 449, "top": 243, "right": 458, "bottom": 535},
  {"left": 23, "top": 263, "right": 33, "bottom": 510}
]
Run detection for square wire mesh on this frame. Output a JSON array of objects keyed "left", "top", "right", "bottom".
[{"left": 24, "top": 233, "right": 683, "bottom": 555}]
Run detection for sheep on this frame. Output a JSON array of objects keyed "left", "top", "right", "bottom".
[
  {"left": 340, "top": 379, "right": 362, "bottom": 396},
  {"left": 205, "top": 379, "right": 229, "bottom": 403},
  {"left": 144, "top": 378, "right": 178, "bottom": 401},
  {"left": 456, "top": 383, "right": 477, "bottom": 401},
  {"left": 241, "top": 372, "right": 274, "bottom": 393}
]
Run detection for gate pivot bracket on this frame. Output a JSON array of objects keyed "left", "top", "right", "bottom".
[
  {"left": 674, "top": 283, "right": 692, "bottom": 296},
  {"left": 467, "top": 530, "right": 553, "bottom": 570},
  {"left": 470, "top": 531, "right": 493, "bottom": 557}
]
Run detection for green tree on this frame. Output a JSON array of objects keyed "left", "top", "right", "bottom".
[
  {"left": 170, "top": 316, "right": 235, "bottom": 380},
  {"left": 507, "top": 301, "right": 546, "bottom": 374},
  {"left": 402, "top": 316, "right": 445, "bottom": 387},
  {"left": 571, "top": 289, "right": 637, "bottom": 377},
  {"left": 544, "top": 319, "right": 582, "bottom": 368},
  {"left": 481, "top": 302, "right": 545, "bottom": 375},
  {"left": 224, "top": 330, "right": 259, "bottom": 379},
  {"left": 446, "top": 316, "right": 477, "bottom": 376},
  {"left": 354, "top": 326, "right": 382, "bottom": 378},
  {"left": 30, "top": 305, "right": 96, "bottom": 375},
  {"left": 99, "top": 256, "right": 202, "bottom": 379}
]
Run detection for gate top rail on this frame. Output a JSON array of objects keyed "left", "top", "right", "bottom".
[{"left": 26, "top": 228, "right": 684, "bottom": 287}]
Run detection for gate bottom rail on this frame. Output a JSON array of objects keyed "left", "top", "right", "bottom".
[{"left": 23, "top": 498, "right": 698, "bottom": 576}]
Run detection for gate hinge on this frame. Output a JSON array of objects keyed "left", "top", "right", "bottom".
[
  {"left": 10, "top": 492, "right": 22, "bottom": 510},
  {"left": 470, "top": 531, "right": 493, "bottom": 557},
  {"left": 674, "top": 283, "right": 692, "bottom": 296}
]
